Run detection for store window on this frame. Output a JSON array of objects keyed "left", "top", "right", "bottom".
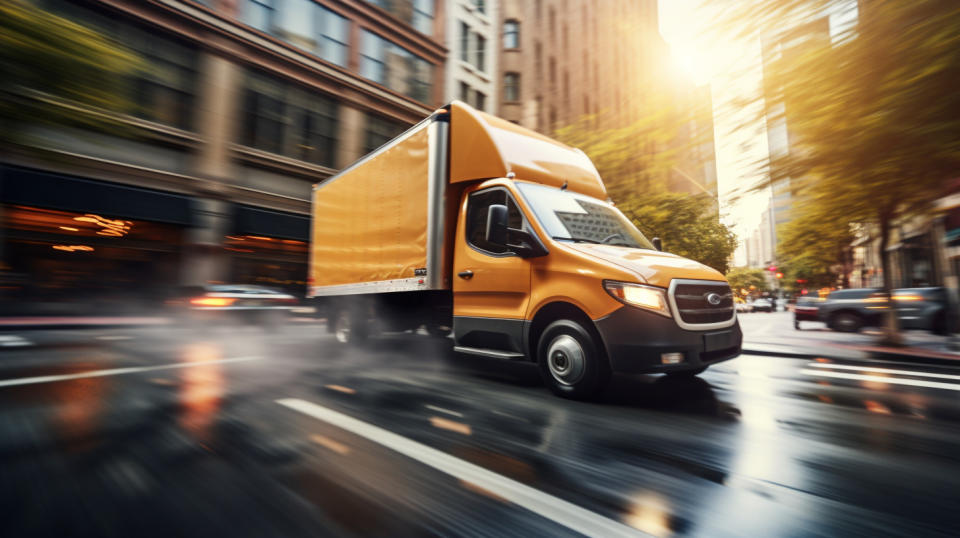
[
  {"left": 240, "top": 71, "right": 339, "bottom": 166},
  {"left": 359, "top": 30, "right": 434, "bottom": 103},
  {"left": 363, "top": 114, "right": 409, "bottom": 154}
]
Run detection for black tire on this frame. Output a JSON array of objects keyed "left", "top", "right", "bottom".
[
  {"left": 830, "top": 311, "right": 863, "bottom": 333},
  {"left": 932, "top": 312, "right": 949, "bottom": 336},
  {"left": 537, "top": 319, "right": 610, "bottom": 399},
  {"left": 426, "top": 324, "right": 453, "bottom": 338},
  {"left": 794, "top": 320, "right": 800, "bottom": 330},
  {"left": 666, "top": 366, "right": 707, "bottom": 378}
]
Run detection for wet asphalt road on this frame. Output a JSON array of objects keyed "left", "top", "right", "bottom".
[{"left": 2, "top": 323, "right": 960, "bottom": 537}]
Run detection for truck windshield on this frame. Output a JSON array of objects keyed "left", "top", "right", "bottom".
[{"left": 515, "top": 182, "right": 655, "bottom": 250}]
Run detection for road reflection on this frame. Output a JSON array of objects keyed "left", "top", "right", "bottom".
[{"left": 178, "top": 342, "right": 224, "bottom": 443}]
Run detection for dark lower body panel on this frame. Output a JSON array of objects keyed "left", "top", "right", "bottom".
[{"left": 593, "top": 307, "right": 742, "bottom": 374}]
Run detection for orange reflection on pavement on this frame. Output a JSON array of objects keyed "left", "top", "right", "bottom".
[
  {"left": 429, "top": 416, "right": 472, "bottom": 435},
  {"left": 53, "top": 371, "right": 106, "bottom": 447},
  {"left": 324, "top": 384, "right": 356, "bottom": 394},
  {"left": 178, "top": 343, "right": 224, "bottom": 442},
  {"left": 625, "top": 493, "right": 673, "bottom": 537},
  {"left": 864, "top": 400, "right": 892, "bottom": 415},
  {"left": 310, "top": 434, "right": 351, "bottom": 455}
]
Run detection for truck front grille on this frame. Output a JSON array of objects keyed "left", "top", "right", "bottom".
[{"left": 672, "top": 281, "right": 734, "bottom": 324}]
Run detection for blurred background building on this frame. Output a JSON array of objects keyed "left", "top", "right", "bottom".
[
  {"left": 0, "top": 0, "right": 447, "bottom": 313},
  {"left": 445, "top": 0, "right": 496, "bottom": 112},
  {"left": 495, "top": 0, "right": 718, "bottom": 202}
]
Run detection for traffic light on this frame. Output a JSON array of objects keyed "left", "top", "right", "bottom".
[{"left": 775, "top": 272, "right": 784, "bottom": 279}]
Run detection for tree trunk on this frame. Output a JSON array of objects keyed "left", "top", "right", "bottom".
[{"left": 878, "top": 212, "right": 903, "bottom": 346}]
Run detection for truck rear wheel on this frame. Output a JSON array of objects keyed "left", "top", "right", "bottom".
[
  {"left": 537, "top": 319, "right": 609, "bottom": 399},
  {"left": 333, "top": 308, "right": 367, "bottom": 345}
]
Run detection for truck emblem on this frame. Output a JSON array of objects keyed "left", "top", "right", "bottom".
[{"left": 705, "top": 293, "right": 722, "bottom": 305}]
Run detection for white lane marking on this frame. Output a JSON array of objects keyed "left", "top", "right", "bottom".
[
  {"left": 0, "top": 356, "right": 261, "bottom": 388},
  {"left": 425, "top": 404, "right": 463, "bottom": 418},
  {"left": 0, "top": 335, "right": 32, "bottom": 347},
  {"left": 808, "top": 361, "right": 960, "bottom": 381},
  {"left": 97, "top": 335, "right": 134, "bottom": 341},
  {"left": 277, "top": 398, "right": 647, "bottom": 537},
  {"left": 802, "top": 369, "right": 960, "bottom": 392}
]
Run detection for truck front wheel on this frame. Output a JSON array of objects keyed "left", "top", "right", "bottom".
[{"left": 537, "top": 319, "right": 609, "bottom": 399}]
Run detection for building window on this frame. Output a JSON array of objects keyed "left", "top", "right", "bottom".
[
  {"left": 459, "top": 22, "right": 470, "bottom": 62},
  {"left": 459, "top": 82, "right": 470, "bottom": 102},
  {"left": 241, "top": 71, "right": 338, "bottom": 166},
  {"left": 38, "top": 1, "right": 199, "bottom": 130},
  {"left": 472, "top": 0, "right": 486, "bottom": 15},
  {"left": 366, "top": 0, "right": 435, "bottom": 36},
  {"left": 475, "top": 34, "right": 486, "bottom": 72},
  {"left": 504, "top": 72, "right": 520, "bottom": 102},
  {"left": 503, "top": 19, "right": 520, "bottom": 49},
  {"left": 363, "top": 113, "right": 408, "bottom": 154},
  {"left": 563, "top": 70, "right": 569, "bottom": 107},
  {"left": 412, "top": 0, "right": 434, "bottom": 35},
  {"left": 252, "top": 0, "right": 349, "bottom": 67},
  {"left": 549, "top": 57, "right": 556, "bottom": 89},
  {"left": 241, "top": 0, "right": 275, "bottom": 32},
  {"left": 316, "top": 7, "right": 350, "bottom": 66},
  {"left": 473, "top": 90, "right": 486, "bottom": 111},
  {"left": 360, "top": 30, "right": 434, "bottom": 103}
]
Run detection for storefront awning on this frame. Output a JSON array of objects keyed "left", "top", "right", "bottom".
[
  {"left": 1, "top": 165, "right": 192, "bottom": 225},
  {"left": 234, "top": 205, "right": 309, "bottom": 241}
]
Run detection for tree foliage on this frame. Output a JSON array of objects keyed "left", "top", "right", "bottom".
[
  {"left": 618, "top": 192, "right": 738, "bottom": 274},
  {"left": 776, "top": 195, "right": 855, "bottom": 290},
  {"left": 714, "top": 0, "right": 960, "bottom": 341},
  {"left": 0, "top": 0, "right": 138, "bottom": 142},
  {"left": 725, "top": 267, "right": 769, "bottom": 296},
  {"left": 552, "top": 87, "right": 713, "bottom": 201}
]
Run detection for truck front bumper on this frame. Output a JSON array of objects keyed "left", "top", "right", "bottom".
[{"left": 593, "top": 306, "right": 742, "bottom": 374}]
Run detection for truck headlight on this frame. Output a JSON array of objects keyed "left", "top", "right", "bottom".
[{"left": 603, "top": 280, "right": 672, "bottom": 318}]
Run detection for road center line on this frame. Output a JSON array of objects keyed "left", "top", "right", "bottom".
[
  {"left": 807, "top": 362, "right": 960, "bottom": 381},
  {"left": 424, "top": 404, "right": 463, "bottom": 417},
  {"left": 0, "top": 356, "right": 261, "bottom": 388},
  {"left": 802, "top": 369, "right": 960, "bottom": 392},
  {"left": 276, "top": 398, "right": 647, "bottom": 538}
]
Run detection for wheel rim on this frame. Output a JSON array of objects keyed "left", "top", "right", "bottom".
[
  {"left": 334, "top": 311, "right": 351, "bottom": 343},
  {"left": 547, "top": 334, "right": 586, "bottom": 386},
  {"left": 837, "top": 314, "right": 856, "bottom": 330}
]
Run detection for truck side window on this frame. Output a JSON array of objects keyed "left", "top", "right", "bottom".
[{"left": 466, "top": 189, "right": 523, "bottom": 255}]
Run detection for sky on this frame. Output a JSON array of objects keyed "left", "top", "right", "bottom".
[
  {"left": 657, "top": 0, "right": 772, "bottom": 243},
  {"left": 657, "top": 0, "right": 859, "bottom": 263}
]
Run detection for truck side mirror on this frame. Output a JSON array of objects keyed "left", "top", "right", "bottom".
[
  {"left": 652, "top": 237, "right": 663, "bottom": 251},
  {"left": 486, "top": 204, "right": 509, "bottom": 246}
]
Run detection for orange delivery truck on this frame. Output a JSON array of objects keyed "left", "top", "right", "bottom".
[{"left": 309, "top": 101, "right": 741, "bottom": 398}]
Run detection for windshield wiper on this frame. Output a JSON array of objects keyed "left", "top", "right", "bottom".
[{"left": 552, "top": 236, "right": 603, "bottom": 244}]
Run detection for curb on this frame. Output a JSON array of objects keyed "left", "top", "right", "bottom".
[{"left": 743, "top": 346, "right": 960, "bottom": 368}]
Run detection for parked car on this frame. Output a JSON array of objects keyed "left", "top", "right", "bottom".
[
  {"left": 751, "top": 298, "right": 773, "bottom": 313},
  {"left": 735, "top": 297, "right": 753, "bottom": 313},
  {"left": 167, "top": 284, "right": 297, "bottom": 328},
  {"left": 793, "top": 296, "right": 822, "bottom": 329},
  {"left": 818, "top": 287, "right": 950, "bottom": 334}
]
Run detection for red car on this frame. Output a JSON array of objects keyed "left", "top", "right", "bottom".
[{"left": 794, "top": 296, "right": 822, "bottom": 329}]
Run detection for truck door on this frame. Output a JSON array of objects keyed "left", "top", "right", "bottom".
[{"left": 453, "top": 186, "right": 532, "bottom": 354}]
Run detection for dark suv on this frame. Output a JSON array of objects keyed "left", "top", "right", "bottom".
[{"left": 818, "top": 287, "right": 950, "bottom": 334}]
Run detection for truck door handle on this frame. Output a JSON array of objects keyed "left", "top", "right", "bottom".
[{"left": 457, "top": 270, "right": 474, "bottom": 279}]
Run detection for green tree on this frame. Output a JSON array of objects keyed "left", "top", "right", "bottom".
[
  {"left": 618, "top": 192, "right": 738, "bottom": 274},
  {"left": 714, "top": 0, "right": 960, "bottom": 343},
  {"left": 725, "top": 267, "right": 769, "bottom": 297},
  {"left": 552, "top": 88, "right": 713, "bottom": 200},
  {"left": 776, "top": 196, "right": 855, "bottom": 290},
  {"left": 0, "top": 0, "right": 138, "bottom": 142}
]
